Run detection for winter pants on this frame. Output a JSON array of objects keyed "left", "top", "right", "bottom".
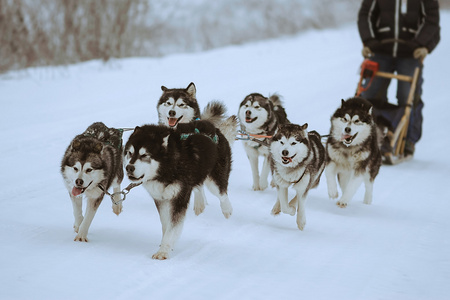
[{"left": 360, "top": 54, "right": 424, "bottom": 144}]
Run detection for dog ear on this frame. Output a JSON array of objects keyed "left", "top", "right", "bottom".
[
  {"left": 368, "top": 106, "right": 373, "bottom": 115},
  {"left": 186, "top": 82, "right": 196, "bottom": 98},
  {"left": 133, "top": 126, "right": 141, "bottom": 134},
  {"left": 94, "top": 142, "right": 103, "bottom": 153},
  {"left": 301, "top": 123, "right": 308, "bottom": 130},
  {"left": 161, "top": 86, "right": 167, "bottom": 92},
  {"left": 341, "top": 99, "right": 346, "bottom": 107},
  {"left": 162, "top": 134, "right": 169, "bottom": 149}
]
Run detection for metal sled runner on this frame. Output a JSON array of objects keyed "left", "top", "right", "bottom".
[{"left": 356, "top": 59, "right": 421, "bottom": 165}]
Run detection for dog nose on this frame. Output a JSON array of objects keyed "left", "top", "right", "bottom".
[
  {"left": 282, "top": 150, "right": 289, "bottom": 156},
  {"left": 246, "top": 110, "right": 251, "bottom": 116},
  {"left": 126, "top": 165, "right": 135, "bottom": 173},
  {"left": 345, "top": 127, "right": 351, "bottom": 133},
  {"left": 169, "top": 110, "right": 176, "bottom": 117},
  {"left": 75, "top": 178, "right": 84, "bottom": 186}
]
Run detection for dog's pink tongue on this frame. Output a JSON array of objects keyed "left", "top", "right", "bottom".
[
  {"left": 168, "top": 118, "right": 178, "bottom": 127},
  {"left": 72, "top": 187, "right": 83, "bottom": 196},
  {"left": 341, "top": 134, "right": 352, "bottom": 141}
]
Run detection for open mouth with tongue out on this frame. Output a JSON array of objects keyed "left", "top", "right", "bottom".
[
  {"left": 167, "top": 116, "right": 183, "bottom": 127},
  {"left": 245, "top": 116, "right": 257, "bottom": 123},
  {"left": 341, "top": 133, "right": 358, "bottom": 146},
  {"left": 71, "top": 181, "right": 92, "bottom": 197},
  {"left": 128, "top": 174, "right": 144, "bottom": 182},
  {"left": 281, "top": 154, "right": 296, "bottom": 164}
]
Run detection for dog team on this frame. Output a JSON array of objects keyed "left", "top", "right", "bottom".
[{"left": 61, "top": 82, "right": 381, "bottom": 259}]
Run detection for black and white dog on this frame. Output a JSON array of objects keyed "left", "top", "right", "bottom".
[
  {"left": 238, "top": 93, "right": 289, "bottom": 191},
  {"left": 61, "top": 122, "right": 124, "bottom": 242},
  {"left": 269, "top": 123, "right": 325, "bottom": 230},
  {"left": 124, "top": 120, "right": 233, "bottom": 259},
  {"left": 157, "top": 82, "right": 237, "bottom": 215},
  {"left": 325, "top": 97, "right": 382, "bottom": 208}
]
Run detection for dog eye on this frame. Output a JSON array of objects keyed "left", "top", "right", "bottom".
[
  {"left": 291, "top": 142, "right": 297, "bottom": 146},
  {"left": 178, "top": 103, "right": 186, "bottom": 108},
  {"left": 280, "top": 141, "right": 284, "bottom": 145},
  {"left": 140, "top": 154, "right": 148, "bottom": 159},
  {"left": 165, "top": 101, "right": 172, "bottom": 106},
  {"left": 73, "top": 167, "right": 79, "bottom": 172},
  {"left": 354, "top": 119, "right": 361, "bottom": 124},
  {"left": 86, "top": 168, "right": 93, "bottom": 173},
  {"left": 341, "top": 117, "right": 348, "bottom": 122},
  {"left": 254, "top": 105, "right": 260, "bottom": 109}
]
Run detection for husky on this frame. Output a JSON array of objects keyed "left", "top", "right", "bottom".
[
  {"left": 157, "top": 82, "right": 237, "bottom": 215},
  {"left": 269, "top": 123, "right": 325, "bottom": 230},
  {"left": 325, "top": 97, "right": 382, "bottom": 208},
  {"left": 124, "top": 120, "right": 233, "bottom": 260},
  {"left": 238, "top": 93, "right": 289, "bottom": 191},
  {"left": 61, "top": 122, "right": 124, "bottom": 242}
]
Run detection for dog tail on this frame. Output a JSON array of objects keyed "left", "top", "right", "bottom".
[
  {"left": 269, "top": 93, "right": 289, "bottom": 124},
  {"left": 201, "top": 100, "right": 227, "bottom": 126},
  {"left": 202, "top": 101, "right": 238, "bottom": 146}
]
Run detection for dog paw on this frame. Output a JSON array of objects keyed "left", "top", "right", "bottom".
[
  {"left": 74, "top": 234, "right": 89, "bottom": 242},
  {"left": 259, "top": 179, "right": 268, "bottom": 191},
  {"left": 152, "top": 251, "right": 169, "bottom": 260},
  {"left": 193, "top": 204, "right": 205, "bottom": 216},
  {"left": 220, "top": 201, "right": 233, "bottom": 219},
  {"left": 112, "top": 203, "right": 123, "bottom": 216},
  {"left": 271, "top": 201, "right": 281, "bottom": 215},
  {"left": 336, "top": 201, "right": 348, "bottom": 208},
  {"left": 282, "top": 206, "right": 296, "bottom": 216},
  {"left": 328, "top": 189, "right": 339, "bottom": 199},
  {"left": 252, "top": 183, "right": 261, "bottom": 191},
  {"left": 297, "top": 219, "right": 306, "bottom": 231}
]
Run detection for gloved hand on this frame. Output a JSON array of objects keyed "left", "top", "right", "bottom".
[
  {"left": 413, "top": 47, "right": 428, "bottom": 61},
  {"left": 362, "top": 46, "right": 373, "bottom": 58}
]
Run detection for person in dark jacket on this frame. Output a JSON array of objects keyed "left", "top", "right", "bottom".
[{"left": 357, "top": 0, "right": 440, "bottom": 156}]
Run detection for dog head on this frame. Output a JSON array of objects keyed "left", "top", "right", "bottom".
[
  {"left": 270, "top": 123, "right": 309, "bottom": 167},
  {"left": 330, "top": 97, "right": 374, "bottom": 147},
  {"left": 238, "top": 93, "right": 274, "bottom": 132},
  {"left": 124, "top": 125, "right": 171, "bottom": 183},
  {"left": 157, "top": 82, "right": 200, "bottom": 128},
  {"left": 61, "top": 138, "right": 106, "bottom": 197}
]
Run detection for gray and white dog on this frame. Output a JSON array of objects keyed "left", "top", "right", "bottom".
[
  {"left": 269, "top": 123, "right": 325, "bottom": 230},
  {"left": 157, "top": 82, "right": 237, "bottom": 215},
  {"left": 325, "top": 97, "right": 382, "bottom": 208},
  {"left": 238, "top": 93, "right": 289, "bottom": 191},
  {"left": 61, "top": 122, "right": 124, "bottom": 242}
]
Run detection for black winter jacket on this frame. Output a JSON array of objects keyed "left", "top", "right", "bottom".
[{"left": 358, "top": 0, "right": 440, "bottom": 57}]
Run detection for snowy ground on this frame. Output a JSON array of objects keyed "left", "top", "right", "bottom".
[{"left": 1, "top": 12, "right": 449, "bottom": 300}]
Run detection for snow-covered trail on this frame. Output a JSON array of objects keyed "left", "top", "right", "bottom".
[{"left": 0, "top": 12, "right": 449, "bottom": 300}]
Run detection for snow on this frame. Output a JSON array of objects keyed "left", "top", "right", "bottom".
[{"left": 1, "top": 11, "right": 450, "bottom": 300}]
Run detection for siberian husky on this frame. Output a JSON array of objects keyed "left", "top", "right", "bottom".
[
  {"left": 269, "top": 123, "right": 325, "bottom": 230},
  {"left": 238, "top": 93, "right": 289, "bottom": 190},
  {"left": 157, "top": 82, "right": 237, "bottom": 215},
  {"left": 325, "top": 97, "right": 382, "bottom": 208},
  {"left": 61, "top": 122, "right": 124, "bottom": 242},
  {"left": 124, "top": 120, "right": 233, "bottom": 259}
]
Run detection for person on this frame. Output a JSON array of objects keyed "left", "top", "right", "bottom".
[{"left": 357, "top": 0, "right": 440, "bottom": 156}]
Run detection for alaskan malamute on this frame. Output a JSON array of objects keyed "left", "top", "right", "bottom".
[
  {"left": 238, "top": 93, "right": 289, "bottom": 191},
  {"left": 61, "top": 122, "right": 124, "bottom": 242},
  {"left": 124, "top": 120, "right": 233, "bottom": 260},
  {"left": 325, "top": 97, "right": 382, "bottom": 208},
  {"left": 157, "top": 82, "right": 237, "bottom": 215},
  {"left": 269, "top": 123, "right": 325, "bottom": 230}
]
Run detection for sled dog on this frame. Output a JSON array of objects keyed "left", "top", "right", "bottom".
[
  {"left": 325, "top": 97, "right": 382, "bottom": 208},
  {"left": 238, "top": 93, "right": 289, "bottom": 190},
  {"left": 124, "top": 120, "right": 233, "bottom": 259},
  {"left": 269, "top": 123, "right": 325, "bottom": 230},
  {"left": 61, "top": 122, "right": 124, "bottom": 242},
  {"left": 157, "top": 82, "right": 237, "bottom": 215}
]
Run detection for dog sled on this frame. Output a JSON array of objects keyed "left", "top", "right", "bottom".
[{"left": 356, "top": 51, "right": 421, "bottom": 165}]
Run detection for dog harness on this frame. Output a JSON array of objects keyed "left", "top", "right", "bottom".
[{"left": 180, "top": 128, "right": 218, "bottom": 144}]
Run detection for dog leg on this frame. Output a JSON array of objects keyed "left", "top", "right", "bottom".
[
  {"left": 153, "top": 200, "right": 185, "bottom": 260},
  {"left": 363, "top": 175, "right": 374, "bottom": 205},
  {"left": 337, "top": 174, "right": 363, "bottom": 208},
  {"left": 293, "top": 175, "right": 310, "bottom": 230},
  {"left": 74, "top": 196, "right": 102, "bottom": 242},
  {"left": 278, "top": 186, "right": 295, "bottom": 216},
  {"left": 193, "top": 186, "right": 206, "bottom": 216},
  {"left": 296, "top": 195, "right": 307, "bottom": 231},
  {"left": 245, "top": 147, "right": 261, "bottom": 190},
  {"left": 70, "top": 194, "right": 83, "bottom": 233},
  {"left": 205, "top": 179, "right": 232, "bottom": 219},
  {"left": 325, "top": 162, "right": 339, "bottom": 199},
  {"left": 271, "top": 198, "right": 281, "bottom": 215},
  {"left": 111, "top": 184, "right": 123, "bottom": 216},
  {"left": 259, "top": 156, "right": 270, "bottom": 190}
]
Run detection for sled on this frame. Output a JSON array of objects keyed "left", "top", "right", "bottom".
[{"left": 356, "top": 59, "right": 421, "bottom": 165}]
